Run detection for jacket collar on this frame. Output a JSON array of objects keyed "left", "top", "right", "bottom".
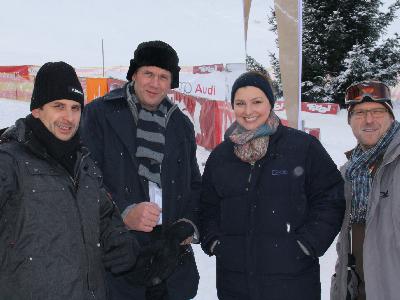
[
  {"left": 103, "top": 84, "right": 139, "bottom": 171},
  {"left": 3, "top": 117, "right": 85, "bottom": 162},
  {"left": 103, "top": 83, "right": 127, "bottom": 102},
  {"left": 345, "top": 129, "right": 400, "bottom": 164},
  {"left": 381, "top": 129, "right": 400, "bottom": 164},
  {"left": 103, "top": 82, "right": 180, "bottom": 161}
]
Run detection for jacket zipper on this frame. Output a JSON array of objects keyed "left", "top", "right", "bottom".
[
  {"left": 90, "top": 287, "right": 96, "bottom": 299},
  {"left": 248, "top": 162, "right": 255, "bottom": 183},
  {"left": 69, "top": 152, "right": 94, "bottom": 293},
  {"left": 70, "top": 151, "right": 89, "bottom": 190}
]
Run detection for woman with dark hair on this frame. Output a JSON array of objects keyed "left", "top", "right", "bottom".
[{"left": 200, "top": 71, "right": 345, "bottom": 300}]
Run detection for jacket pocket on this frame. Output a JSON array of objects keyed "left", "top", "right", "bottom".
[
  {"left": 4, "top": 252, "right": 49, "bottom": 299},
  {"left": 255, "top": 235, "right": 313, "bottom": 275},
  {"left": 216, "top": 235, "right": 246, "bottom": 272}
]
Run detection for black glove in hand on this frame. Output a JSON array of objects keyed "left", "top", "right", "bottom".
[
  {"left": 103, "top": 231, "right": 139, "bottom": 274},
  {"left": 125, "top": 222, "right": 194, "bottom": 286},
  {"left": 145, "top": 222, "right": 193, "bottom": 283},
  {"left": 125, "top": 240, "right": 164, "bottom": 286},
  {"left": 146, "top": 237, "right": 181, "bottom": 284},
  {"left": 165, "top": 221, "right": 194, "bottom": 244}
]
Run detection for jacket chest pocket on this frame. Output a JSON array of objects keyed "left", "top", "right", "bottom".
[
  {"left": 4, "top": 252, "right": 50, "bottom": 299},
  {"left": 24, "top": 161, "right": 68, "bottom": 193},
  {"left": 21, "top": 163, "right": 77, "bottom": 237},
  {"left": 212, "top": 162, "right": 253, "bottom": 198}
]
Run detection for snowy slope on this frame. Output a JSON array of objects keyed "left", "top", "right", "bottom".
[
  {"left": 0, "top": 99, "right": 30, "bottom": 128},
  {"left": 2, "top": 98, "right": 398, "bottom": 299}
]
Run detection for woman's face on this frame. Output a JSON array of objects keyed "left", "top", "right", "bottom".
[{"left": 233, "top": 86, "right": 271, "bottom": 131}]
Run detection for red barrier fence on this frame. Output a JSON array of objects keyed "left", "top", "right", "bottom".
[
  {"left": 0, "top": 64, "right": 334, "bottom": 149},
  {"left": 274, "top": 100, "right": 340, "bottom": 115},
  {"left": 170, "top": 90, "right": 321, "bottom": 149}
]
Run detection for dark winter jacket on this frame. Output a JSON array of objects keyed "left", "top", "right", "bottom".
[
  {"left": 81, "top": 84, "right": 201, "bottom": 300},
  {"left": 0, "top": 118, "right": 131, "bottom": 300},
  {"left": 200, "top": 124, "right": 345, "bottom": 300}
]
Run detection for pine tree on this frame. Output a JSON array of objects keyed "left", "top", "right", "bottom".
[
  {"left": 246, "top": 55, "right": 282, "bottom": 98},
  {"left": 269, "top": 0, "right": 400, "bottom": 105}
]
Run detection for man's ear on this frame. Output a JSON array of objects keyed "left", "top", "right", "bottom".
[{"left": 31, "top": 108, "right": 40, "bottom": 118}]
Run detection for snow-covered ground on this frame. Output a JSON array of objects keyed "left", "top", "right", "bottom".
[{"left": 2, "top": 98, "right": 399, "bottom": 299}]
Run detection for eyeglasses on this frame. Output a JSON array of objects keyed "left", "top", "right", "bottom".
[
  {"left": 350, "top": 108, "right": 389, "bottom": 119},
  {"left": 345, "top": 81, "right": 391, "bottom": 105}
]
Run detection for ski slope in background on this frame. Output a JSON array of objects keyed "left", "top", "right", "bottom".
[{"left": 2, "top": 98, "right": 399, "bottom": 299}]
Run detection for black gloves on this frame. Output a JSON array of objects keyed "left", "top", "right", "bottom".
[
  {"left": 144, "top": 236, "right": 181, "bottom": 284},
  {"left": 126, "top": 221, "right": 194, "bottom": 286},
  {"left": 165, "top": 221, "right": 195, "bottom": 243},
  {"left": 148, "top": 221, "right": 194, "bottom": 282},
  {"left": 103, "top": 231, "right": 140, "bottom": 274},
  {"left": 125, "top": 240, "right": 164, "bottom": 286}
]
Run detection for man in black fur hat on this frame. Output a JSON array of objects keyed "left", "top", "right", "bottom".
[
  {"left": 0, "top": 61, "right": 139, "bottom": 300},
  {"left": 81, "top": 41, "right": 201, "bottom": 300}
]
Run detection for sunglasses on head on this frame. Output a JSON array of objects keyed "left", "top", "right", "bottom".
[{"left": 345, "top": 81, "right": 391, "bottom": 105}]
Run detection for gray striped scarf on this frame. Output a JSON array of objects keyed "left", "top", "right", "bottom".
[
  {"left": 126, "top": 83, "right": 170, "bottom": 187},
  {"left": 345, "top": 120, "right": 400, "bottom": 224}
]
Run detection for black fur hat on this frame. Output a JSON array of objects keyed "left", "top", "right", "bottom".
[
  {"left": 30, "top": 61, "right": 84, "bottom": 111},
  {"left": 126, "top": 40, "right": 180, "bottom": 89}
]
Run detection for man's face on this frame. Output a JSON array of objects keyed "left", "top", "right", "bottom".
[
  {"left": 349, "top": 101, "right": 394, "bottom": 150},
  {"left": 133, "top": 66, "right": 172, "bottom": 111},
  {"left": 31, "top": 99, "right": 81, "bottom": 141}
]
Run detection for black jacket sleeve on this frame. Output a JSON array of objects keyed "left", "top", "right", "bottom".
[
  {"left": 295, "top": 137, "right": 345, "bottom": 257},
  {"left": 182, "top": 120, "right": 202, "bottom": 232},
  {"left": 0, "top": 152, "right": 18, "bottom": 211},
  {"left": 81, "top": 100, "right": 105, "bottom": 170},
  {"left": 99, "top": 185, "right": 140, "bottom": 274},
  {"left": 98, "top": 187, "right": 128, "bottom": 243},
  {"left": 199, "top": 151, "right": 221, "bottom": 255}
]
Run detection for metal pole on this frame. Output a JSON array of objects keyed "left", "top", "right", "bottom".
[{"left": 102, "top": 39, "right": 105, "bottom": 77}]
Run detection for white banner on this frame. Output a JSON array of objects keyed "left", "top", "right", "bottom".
[{"left": 176, "top": 63, "right": 246, "bottom": 101}]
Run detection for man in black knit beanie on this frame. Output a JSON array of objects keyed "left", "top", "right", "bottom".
[{"left": 0, "top": 61, "right": 140, "bottom": 300}]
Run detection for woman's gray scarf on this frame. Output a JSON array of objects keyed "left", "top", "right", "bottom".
[{"left": 345, "top": 121, "right": 400, "bottom": 224}]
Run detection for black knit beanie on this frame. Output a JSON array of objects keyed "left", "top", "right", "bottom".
[
  {"left": 126, "top": 40, "right": 180, "bottom": 89},
  {"left": 30, "top": 61, "right": 84, "bottom": 111},
  {"left": 231, "top": 71, "right": 275, "bottom": 108}
]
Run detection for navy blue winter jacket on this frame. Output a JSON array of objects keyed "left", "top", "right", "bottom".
[{"left": 200, "top": 124, "right": 345, "bottom": 300}]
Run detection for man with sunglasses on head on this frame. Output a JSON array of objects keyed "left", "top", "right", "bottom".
[{"left": 331, "top": 80, "right": 400, "bottom": 300}]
